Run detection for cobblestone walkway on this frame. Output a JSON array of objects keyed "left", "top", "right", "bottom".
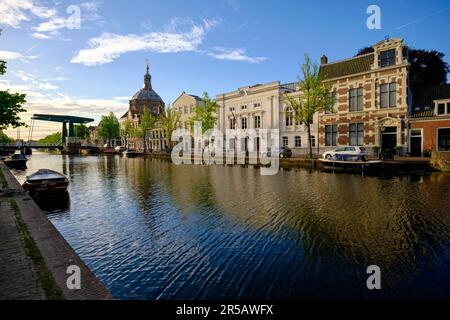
[
  {"left": 0, "top": 194, "right": 42, "bottom": 299},
  {"left": 0, "top": 163, "right": 113, "bottom": 300}
]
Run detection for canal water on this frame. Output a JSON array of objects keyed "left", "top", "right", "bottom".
[{"left": 11, "top": 152, "right": 450, "bottom": 299}]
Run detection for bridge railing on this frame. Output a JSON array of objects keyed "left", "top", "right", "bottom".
[
  {"left": 66, "top": 137, "right": 84, "bottom": 144},
  {"left": 36, "top": 143, "right": 63, "bottom": 147}
]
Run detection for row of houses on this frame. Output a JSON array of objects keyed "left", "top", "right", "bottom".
[{"left": 119, "top": 37, "right": 450, "bottom": 156}]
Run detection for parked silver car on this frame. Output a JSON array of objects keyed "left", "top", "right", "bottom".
[{"left": 323, "top": 146, "right": 368, "bottom": 160}]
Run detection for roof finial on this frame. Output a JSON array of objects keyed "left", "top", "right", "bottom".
[{"left": 146, "top": 59, "right": 149, "bottom": 74}]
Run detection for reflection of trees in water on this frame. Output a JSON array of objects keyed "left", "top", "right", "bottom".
[
  {"left": 122, "top": 157, "right": 170, "bottom": 211},
  {"left": 62, "top": 154, "right": 94, "bottom": 186},
  {"left": 35, "top": 191, "right": 71, "bottom": 214},
  {"left": 93, "top": 155, "right": 122, "bottom": 204},
  {"left": 169, "top": 165, "right": 217, "bottom": 216},
  {"left": 105, "top": 157, "right": 448, "bottom": 293},
  {"left": 199, "top": 167, "right": 450, "bottom": 272}
]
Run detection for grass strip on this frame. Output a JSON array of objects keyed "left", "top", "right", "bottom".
[
  {"left": 0, "top": 167, "right": 7, "bottom": 189},
  {"left": 9, "top": 199, "right": 65, "bottom": 300}
]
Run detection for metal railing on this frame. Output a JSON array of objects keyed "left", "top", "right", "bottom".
[{"left": 281, "top": 82, "right": 298, "bottom": 91}]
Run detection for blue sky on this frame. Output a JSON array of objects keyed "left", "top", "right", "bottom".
[{"left": 1, "top": 0, "right": 450, "bottom": 138}]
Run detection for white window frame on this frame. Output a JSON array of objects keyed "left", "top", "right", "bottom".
[
  {"left": 408, "top": 128, "right": 423, "bottom": 154},
  {"left": 295, "top": 136, "right": 301, "bottom": 147},
  {"left": 434, "top": 99, "right": 450, "bottom": 116},
  {"left": 254, "top": 115, "right": 261, "bottom": 129},
  {"left": 285, "top": 107, "right": 294, "bottom": 127},
  {"left": 241, "top": 117, "right": 248, "bottom": 129},
  {"left": 436, "top": 127, "right": 450, "bottom": 151}
]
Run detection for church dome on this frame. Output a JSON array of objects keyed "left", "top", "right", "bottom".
[
  {"left": 131, "top": 88, "right": 163, "bottom": 101},
  {"left": 130, "top": 63, "right": 163, "bottom": 102}
]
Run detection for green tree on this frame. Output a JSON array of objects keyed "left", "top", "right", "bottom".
[
  {"left": 356, "top": 46, "right": 449, "bottom": 88},
  {"left": 0, "top": 45, "right": 27, "bottom": 130},
  {"left": 74, "top": 123, "right": 88, "bottom": 138},
  {"left": 98, "top": 112, "right": 120, "bottom": 146},
  {"left": 120, "top": 118, "right": 135, "bottom": 147},
  {"left": 139, "top": 108, "right": 156, "bottom": 152},
  {"left": 159, "top": 104, "right": 180, "bottom": 149},
  {"left": 189, "top": 92, "right": 218, "bottom": 134},
  {"left": 38, "top": 132, "right": 62, "bottom": 145},
  {"left": 0, "top": 130, "right": 14, "bottom": 144},
  {"left": 0, "top": 60, "right": 5, "bottom": 75},
  {"left": 284, "top": 54, "right": 334, "bottom": 158}
]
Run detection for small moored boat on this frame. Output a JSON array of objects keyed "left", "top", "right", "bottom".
[
  {"left": 319, "top": 158, "right": 383, "bottom": 172},
  {"left": 123, "top": 149, "right": 141, "bottom": 158},
  {"left": 3, "top": 153, "right": 28, "bottom": 167},
  {"left": 23, "top": 169, "right": 69, "bottom": 194}
]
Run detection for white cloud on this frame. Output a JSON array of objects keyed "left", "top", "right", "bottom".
[
  {"left": 31, "top": 32, "right": 53, "bottom": 39},
  {"left": 0, "top": 0, "right": 56, "bottom": 28},
  {"left": 208, "top": 47, "right": 267, "bottom": 63},
  {"left": 71, "top": 18, "right": 217, "bottom": 66},
  {"left": 32, "top": 0, "right": 103, "bottom": 39},
  {"left": 0, "top": 50, "right": 39, "bottom": 61},
  {"left": 2, "top": 85, "right": 127, "bottom": 138},
  {"left": 112, "top": 96, "right": 131, "bottom": 101},
  {"left": 0, "top": 79, "right": 46, "bottom": 98},
  {"left": 3, "top": 70, "right": 59, "bottom": 93},
  {"left": 0, "top": 0, "right": 103, "bottom": 40},
  {"left": 36, "top": 82, "right": 59, "bottom": 90},
  {"left": 35, "top": 16, "right": 68, "bottom": 33}
]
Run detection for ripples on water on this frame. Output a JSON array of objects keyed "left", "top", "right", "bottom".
[{"left": 12, "top": 152, "right": 450, "bottom": 299}]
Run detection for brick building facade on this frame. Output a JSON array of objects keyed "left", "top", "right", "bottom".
[
  {"left": 409, "top": 84, "right": 450, "bottom": 155},
  {"left": 318, "top": 38, "right": 410, "bottom": 156}
]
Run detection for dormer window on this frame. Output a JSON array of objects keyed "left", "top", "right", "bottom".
[
  {"left": 379, "top": 49, "right": 396, "bottom": 68},
  {"left": 436, "top": 101, "right": 450, "bottom": 116}
]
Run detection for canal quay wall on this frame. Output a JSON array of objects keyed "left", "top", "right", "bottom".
[
  {"left": 136, "top": 152, "right": 433, "bottom": 172},
  {"left": 0, "top": 162, "right": 113, "bottom": 300},
  {"left": 431, "top": 151, "right": 450, "bottom": 172}
]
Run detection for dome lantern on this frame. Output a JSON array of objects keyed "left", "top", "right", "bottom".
[{"left": 144, "top": 63, "right": 152, "bottom": 90}]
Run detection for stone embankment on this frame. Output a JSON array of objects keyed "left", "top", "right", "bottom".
[{"left": 0, "top": 162, "right": 113, "bottom": 300}]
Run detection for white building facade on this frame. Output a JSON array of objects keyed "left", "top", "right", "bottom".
[{"left": 216, "top": 81, "right": 319, "bottom": 155}]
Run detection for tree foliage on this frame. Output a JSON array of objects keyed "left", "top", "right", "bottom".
[
  {"left": 189, "top": 92, "right": 218, "bottom": 134},
  {"left": 38, "top": 132, "right": 62, "bottom": 145},
  {"left": 409, "top": 49, "right": 449, "bottom": 87},
  {"left": 356, "top": 46, "right": 449, "bottom": 87},
  {"left": 140, "top": 107, "right": 156, "bottom": 152},
  {"left": 159, "top": 104, "right": 180, "bottom": 149},
  {"left": 0, "top": 130, "right": 14, "bottom": 143},
  {"left": 74, "top": 123, "right": 88, "bottom": 138},
  {"left": 0, "top": 58, "right": 27, "bottom": 130},
  {"left": 0, "top": 60, "right": 6, "bottom": 75},
  {"left": 121, "top": 118, "right": 134, "bottom": 136},
  {"left": 284, "top": 54, "right": 334, "bottom": 158},
  {"left": 98, "top": 112, "right": 120, "bottom": 142}
]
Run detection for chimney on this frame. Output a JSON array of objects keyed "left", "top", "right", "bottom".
[{"left": 321, "top": 55, "right": 328, "bottom": 65}]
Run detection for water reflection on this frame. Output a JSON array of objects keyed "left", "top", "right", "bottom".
[
  {"left": 11, "top": 151, "right": 450, "bottom": 299},
  {"left": 33, "top": 191, "right": 71, "bottom": 213}
]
